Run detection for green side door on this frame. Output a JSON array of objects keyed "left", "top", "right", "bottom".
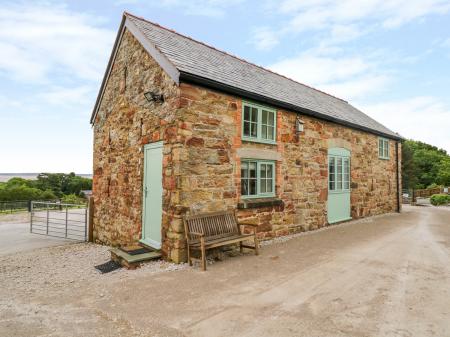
[
  {"left": 327, "top": 147, "right": 352, "bottom": 224},
  {"left": 141, "top": 142, "right": 163, "bottom": 249}
]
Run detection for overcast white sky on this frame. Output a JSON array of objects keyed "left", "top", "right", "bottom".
[{"left": 0, "top": 0, "right": 449, "bottom": 173}]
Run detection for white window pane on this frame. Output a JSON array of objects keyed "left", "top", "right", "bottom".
[
  {"left": 262, "top": 125, "right": 267, "bottom": 139},
  {"left": 260, "top": 164, "right": 267, "bottom": 178},
  {"left": 243, "top": 121, "right": 250, "bottom": 137},
  {"left": 241, "top": 180, "right": 248, "bottom": 195},
  {"left": 329, "top": 157, "right": 335, "bottom": 190},
  {"left": 251, "top": 107, "right": 258, "bottom": 122},
  {"left": 260, "top": 179, "right": 266, "bottom": 193},
  {"left": 267, "top": 164, "right": 273, "bottom": 178},
  {"left": 343, "top": 158, "right": 350, "bottom": 189},
  {"left": 268, "top": 126, "right": 274, "bottom": 140},
  {"left": 269, "top": 111, "right": 275, "bottom": 126},
  {"left": 249, "top": 162, "right": 256, "bottom": 178},
  {"left": 241, "top": 162, "right": 248, "bottom": 178},
  {"left": 249, "top": 179, "right": 257, "bottom": 195},
  {"left": 243, "top": 106, "right": 250, "bottom": 121},
  {"left": 250, "top": 122, "right": 257, "bottom": 137},
  {"left": 337, "top": 157, "right": 342, "bottom": 190},
  {"left": 267, "top": 179, "right": 273, "bottom": 192},
  {"left": 262, "top": 110, "right": 268, "bottom": 124}
]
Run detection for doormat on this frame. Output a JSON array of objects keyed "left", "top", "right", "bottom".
[
  {"left": 95, "top": 260, "right": 122, "bottom": 274},
  {"left": 120, "top": 245, "right": 153, "bottom": 256}
]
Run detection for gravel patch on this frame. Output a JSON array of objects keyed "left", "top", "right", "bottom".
[{"left": 0, "top": 242, "right": 189, "bottom": 301}]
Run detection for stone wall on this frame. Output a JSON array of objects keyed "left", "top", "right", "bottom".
[
  {"left": 178, "top": 83, "right": 401, "bottom": 243},
  {"left": 93, "top": 31, "right": 401, "bottom": 263},
  {"left": 92, "top": 29, "right": 184, "bottom": 261}
]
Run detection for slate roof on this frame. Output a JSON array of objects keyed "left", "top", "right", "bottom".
[{"left": 96, "top": 12, "right": 401, "bottom": 139}]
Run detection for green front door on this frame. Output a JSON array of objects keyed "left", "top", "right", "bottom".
[
  {"left": 141, "top": 142, "right": 163, "bottom": 249},
  {"left": 327, "top": 147, "right": 352, "bottom": 224}
]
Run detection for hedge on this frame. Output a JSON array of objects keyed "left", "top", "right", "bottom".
[{"left": 430, "top": 194, "right": 450, "bottom": 206}]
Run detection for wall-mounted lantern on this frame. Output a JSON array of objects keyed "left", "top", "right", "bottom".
[
  {"left": 295, "top": 116, "right": 304, "bottom": 134},
  {"left": 144, "top": 91, "right": 164, "bottom": 103}
]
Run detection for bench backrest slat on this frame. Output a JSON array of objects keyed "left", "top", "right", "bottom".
[{"left": 184, "top": 211, "right": 239, "bottom": 242}]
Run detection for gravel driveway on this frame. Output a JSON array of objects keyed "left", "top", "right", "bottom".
[{"left": 1, "top": 205, "right": 449, "bottom": 337}]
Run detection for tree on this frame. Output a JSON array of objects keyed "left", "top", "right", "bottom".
[
  {"left": 402, "top": 139, "right": 450, "bottom": 189},
  {"left": 437, "top": 157, "right": 450, "bottom": 186},
  {"left": 401, "top": 141, "right": 417, "bottom": 189},
  {"left": 0, "top": 173, "right": 91, "bottom": 201}
]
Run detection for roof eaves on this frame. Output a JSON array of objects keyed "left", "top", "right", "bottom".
[{"left": 179, "top": 71, "right": 403, "bottom": 141}]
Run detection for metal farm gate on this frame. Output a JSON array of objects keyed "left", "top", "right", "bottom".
[{"left": 30, "top": 201, "right": 88, "bottom": 241}]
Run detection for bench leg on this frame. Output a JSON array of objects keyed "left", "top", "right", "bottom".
[
  {"left": 200, "top": 238, "right": 206, "bottom": 271},
  {"left": 254, "top": 234, "right": 259, "bottom": 256},
  {"left": 187, "top": 245, "right": 192, "bottom": 266}
]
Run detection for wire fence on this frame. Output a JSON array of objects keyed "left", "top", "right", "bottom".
[
  {"left": 0, "top": 200, "right": 30, "bottom": 213},
  {"left": 0, "top": 199, "right": 86, "bottom": 213}
]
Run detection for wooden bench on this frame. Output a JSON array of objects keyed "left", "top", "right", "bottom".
[{"left": 183, "top": 210, "right": 259, "bottom": 271}]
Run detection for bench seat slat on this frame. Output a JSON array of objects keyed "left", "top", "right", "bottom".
[{"left": 189, "top": 234, "right": 254, "bottom": 249}]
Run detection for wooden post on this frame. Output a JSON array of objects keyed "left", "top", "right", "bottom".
[{"left": 88, "top": 197, "right": 94, "bottom": 242}]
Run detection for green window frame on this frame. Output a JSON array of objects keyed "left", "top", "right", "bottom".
[
  {"left": 328, "top": 156, "right": 350, "bottom": 192},
  {"left": 378, "top": 137, "right": 390, "bottom": 159},
  {"left": 241, "top": 160, "right": 276, "bottom": 198},
  {"left": 242, "top": 101, "right": 276, "bottom": 144}
]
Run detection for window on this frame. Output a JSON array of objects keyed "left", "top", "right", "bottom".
[
  {"left": 242, "top": 102, "right": 276, "bottom": 143},
  {"left": 241, "top": 160, "right": 275, "bottom": 197},
  {"left": 378, "top": 137, "right": 390, "bottom": 159},
  {"left": 329, "top": 156, "right": 350, "bottom": 192}
]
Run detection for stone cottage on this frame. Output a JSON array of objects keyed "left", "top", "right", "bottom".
[{"left": 91, "top": 12, "right": 402, "bottom": 262}]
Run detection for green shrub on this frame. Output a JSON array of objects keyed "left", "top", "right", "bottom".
[
  {"left": 41, "top": 189, "right": 57, "bottom": 200},
  {"left": 430, "top": 194, "right": 450, "bottom": 206},
  {"left": 61, "top": 193, "right": 84, "bottom": 205},
  {"left": 427, "top": 183, "right": 439, "bottom": 189}
]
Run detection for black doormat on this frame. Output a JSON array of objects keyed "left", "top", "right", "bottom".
[
  {"left": 120, "top": 246, "right": 153, "bottom": 255},
  {"left": 95, "top": 260, "right": 122, "bottom": 274}
]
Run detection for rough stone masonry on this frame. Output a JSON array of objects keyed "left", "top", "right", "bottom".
[{"left": 92, "top": 29, "right": 401, "bottom": 263}]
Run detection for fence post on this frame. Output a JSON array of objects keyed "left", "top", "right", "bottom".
[
  {"left": 65, "top": 205, "right": 68, "bottom": 238},
  {"left": 46, "top": 203, "right": 49, "bottom": 235},
  {"left": 88, "top": 197, "right": 94, "bottom": 242},
  {"left": 30, "top": 201, "right": 33, "bottom": 233},
  {"left": 84, "top": 202, "right": 88, "bottom": 242}
]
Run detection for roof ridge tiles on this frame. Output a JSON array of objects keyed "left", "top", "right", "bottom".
[{"left": 123, "top": 11, "right": 348, "bottom": 103}]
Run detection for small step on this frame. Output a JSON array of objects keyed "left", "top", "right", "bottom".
[{"left": 110, "top": 247, "right": 162, "bottom": 269}]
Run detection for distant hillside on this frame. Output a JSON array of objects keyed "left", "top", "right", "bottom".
[{"left": 0, "top": 173, "right": 92, "bottom": 183}]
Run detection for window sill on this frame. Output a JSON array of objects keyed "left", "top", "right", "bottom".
[
  {"left": 328, "top": 189, "right": 351, "bottom": 194},
  {"left": 237, "top": 197, "right": 283, "bottom": 209},
  {"left": 242, "top": 137, "right": 277, "bottom": 146}
]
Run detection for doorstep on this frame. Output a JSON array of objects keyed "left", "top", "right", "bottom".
[{"left": 110, "top": 246, "right": 162, "bottom": 269}]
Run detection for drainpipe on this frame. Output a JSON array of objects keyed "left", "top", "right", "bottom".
[{"left": 395, "top": 141, "right": 400, "bottom": 212}]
